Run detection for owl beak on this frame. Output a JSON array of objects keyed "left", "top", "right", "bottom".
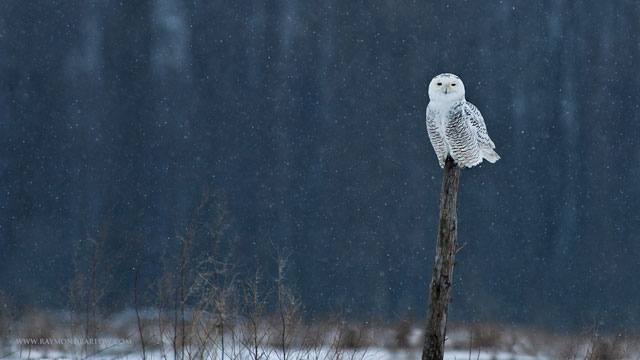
[{"left": 443, "top": 86, "right": 449, "bottom": 94}]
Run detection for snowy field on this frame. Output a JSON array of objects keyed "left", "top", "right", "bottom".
[
  {"left": 1, "top": 311, "right": 637, "bottom": 360},
  {"left": 2, "top": 342, "right": 635, "bottom": 359},
  {"left": 2, "top": 325, "right": 637, "bottom": 360},
  {"left": 0, "top": 347, "right": 547, "bottom": 360}
]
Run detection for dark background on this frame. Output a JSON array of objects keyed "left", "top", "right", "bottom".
[{"left": 1, "top": 0, "right": 640, "bottom": 332}]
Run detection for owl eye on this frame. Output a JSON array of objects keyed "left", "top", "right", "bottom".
[
  {"left": 437, "top": 82, "right": 442, "bottom": 86},
  {"left": 451, "top": 83, "right": 457, "bottom": 86}
]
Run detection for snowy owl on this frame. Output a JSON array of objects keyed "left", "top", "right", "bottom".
[{"left": 426, "top": 73, "right": 500, "bottom": 168}]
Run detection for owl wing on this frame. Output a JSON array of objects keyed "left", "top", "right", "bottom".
[
  {"left": 464, "top": 102, "right": 493, "bottom": 149},
  {"left": 426, "top": 103, "right": 447, "bottom": 168},
  {"left": 446, "top": 102, "right": 483, "bottom": 168},
  {"left": 464, "top": 101, "right": 500, "bottom": 163}
]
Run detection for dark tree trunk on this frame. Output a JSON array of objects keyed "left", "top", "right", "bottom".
[{"left": 422, "top": 156, "right": 460, "bottom": 360}]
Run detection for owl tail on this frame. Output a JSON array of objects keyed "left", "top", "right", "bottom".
[{"left": 482, "top": 148, "right": 501, "bottom": 163}]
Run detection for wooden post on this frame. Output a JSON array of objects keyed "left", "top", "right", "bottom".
[{"left": 422, "top": 155, "right": 460, "bottom": 360}]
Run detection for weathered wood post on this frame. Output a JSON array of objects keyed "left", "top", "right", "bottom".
[{"left": 422, "top": 155, "right": 460, "bottom": 360}]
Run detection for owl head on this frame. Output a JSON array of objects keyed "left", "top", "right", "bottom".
[{"left": 428, "top": 73, "right": 465, "bottom": 102}]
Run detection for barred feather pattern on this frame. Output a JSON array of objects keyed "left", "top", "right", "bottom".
[
  {"left": 446, "top": 102, "right": 483, "bottom": 167},
  {"left": 426, "top": 100, "right": 498, "bottom": 168},
  {"left": 425, "top": 105, "right": 448, "bottom": 168}
]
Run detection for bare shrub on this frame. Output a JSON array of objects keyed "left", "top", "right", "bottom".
[
  {"left": 42, "top": 193, "right": 372, "bottom": 360},
  {"left": 468, "top": 322, "right": 503, "bottom": 350},
  {"left": 272, "top": 248, "right": 302, "bottom": 360},
  {"left": 389, "top": 311, "right": 415, "bottom": 350},
  {"left": 0, "top": 293, "right": 14, "bottom": 349},
  {"left": 584, "top": 331, "right": 626, "bottom": 360},
  {"left": 239, "top": 268, "right": 272, "bottom": 360},
  {"left": 65, "top": 229, "right": 115, "bottom": 358},
  {"left": 393, "top": 320, "right": 412, "bottom": 349},
  {"left": 19, "top": 309, "right": 55, "bottom": 345},
  {"left": 153, "top": 191, "right": 241, "bottom": 360}
]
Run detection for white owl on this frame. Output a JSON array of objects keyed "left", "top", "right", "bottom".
[{"left": 426, "top": 73, "right": 500, "bottom": 168}]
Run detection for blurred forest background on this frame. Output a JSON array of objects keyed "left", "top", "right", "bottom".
[{"left": 1, "top": 0, "right": 640, "bottom": 333}]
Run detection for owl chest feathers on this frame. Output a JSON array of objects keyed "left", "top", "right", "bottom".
[
  {"left": 430, "top": 100, "right": 468, "bottom": 142},
  {"left": 427, "top": 99, "right": 483, "bottom": 168}
]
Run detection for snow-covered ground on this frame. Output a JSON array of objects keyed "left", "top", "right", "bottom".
[
  {"left": 1, "top": 347, "right": 547, "bottom": 360},
  {"left": 2, "top": 312, "right": 637, "bottom": 360}
]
